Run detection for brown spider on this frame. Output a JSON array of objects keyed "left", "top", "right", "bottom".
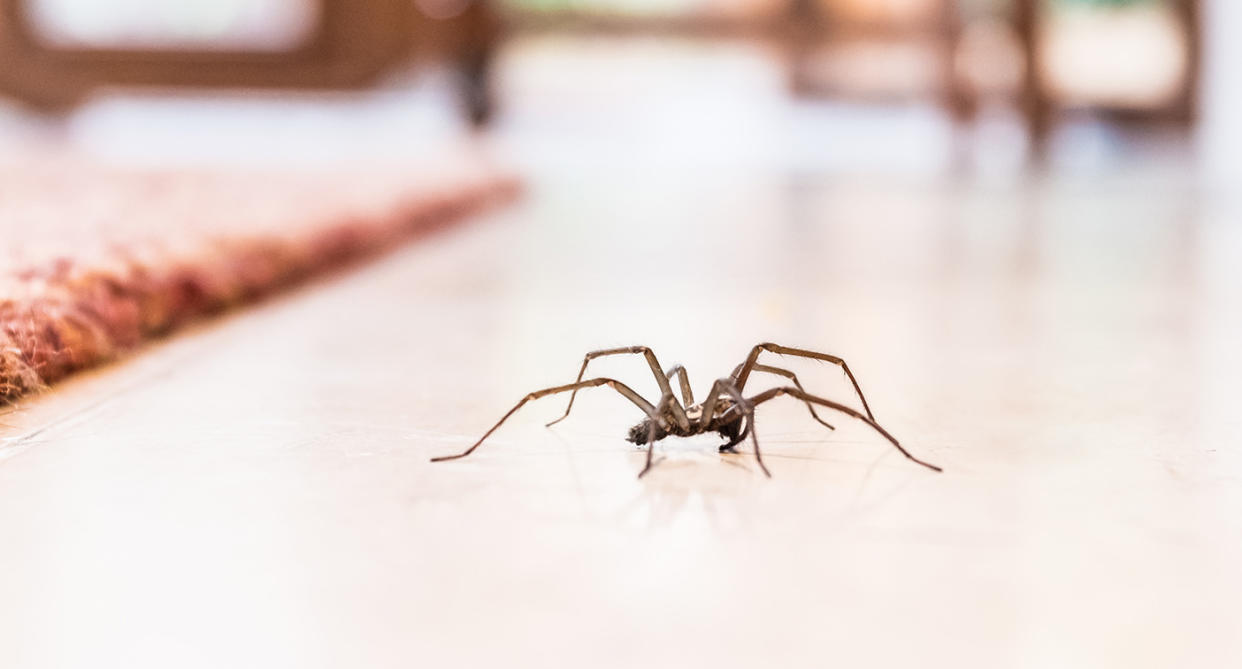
[{"left": 431, "top": 342, "right": 942, "bottom": 478}]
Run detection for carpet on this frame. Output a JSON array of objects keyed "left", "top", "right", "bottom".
[{"left": 0, "top": 160, "right": 519, "bottom": 403}]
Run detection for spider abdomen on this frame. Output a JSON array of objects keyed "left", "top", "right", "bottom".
[{"left": 626, "top": 417, "right": 668, "bottom": 444}]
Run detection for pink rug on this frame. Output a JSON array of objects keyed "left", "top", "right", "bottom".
[{"left": 0, "top": 160, "right": 519, "bottom": 403}]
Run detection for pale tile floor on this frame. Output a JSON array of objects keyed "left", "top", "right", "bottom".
[{"left": 1, "top": 166, "right": 1239, "bottom": 668}]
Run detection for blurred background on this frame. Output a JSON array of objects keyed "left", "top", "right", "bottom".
[{"left": 0, "top": 0, "right": 1237, "bottom": 178}]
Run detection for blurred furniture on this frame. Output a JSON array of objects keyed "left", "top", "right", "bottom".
[
  {"left": 1014, "top": 0, "right": 1200, "bottom": 147},
  {"left": 789, "top": 0, "right": 964, "bottom": 113},
  {"left": 0, "top": 0, "right": 500, "bottom": 123},
  {"left": 0, "top": 0, "right": 1202, "bottom": 144},
  {"left": 793, "top": 0, "right": 1201, "bottom": 151},
  {"left": 503, "top": 0, "right": 966, "bottom": 112}
]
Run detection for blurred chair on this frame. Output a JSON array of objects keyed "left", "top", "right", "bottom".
[
  {"left": 795, "top": 0, "right": 1200, "bottom": 153},
  {"left": 1014, "top": 0, "right": 1200, "bottom": 150},
  {"left": 0, "top": 0, "right": 500, "bottom": 124}
]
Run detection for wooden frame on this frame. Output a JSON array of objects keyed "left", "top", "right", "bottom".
[
  {"left": 0, "top": 0, "right": 413, "bottom": 108},
  {"left": 1015, "top": 0, "right": 1201, "bottom": 147}
]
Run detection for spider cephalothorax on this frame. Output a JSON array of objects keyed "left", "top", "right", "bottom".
[{"left": 432, "top": 342, "right": 942, "bottom": 478}]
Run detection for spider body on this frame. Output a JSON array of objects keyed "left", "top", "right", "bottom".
[
  {"left": 625, "top": 397, "right": 746, "bottom": 449},
  {"left": 432, "top": 342, "right": 942, "bottom": 478}
]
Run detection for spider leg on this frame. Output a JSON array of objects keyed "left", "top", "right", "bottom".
[
  {"left": 698, "top": 377, "right": 735, "bottom": 440},
  {"left": 545, "top": 346, "right": 690, "bottom": 431},
  {"left": 430, "top": 377, "right": 660, "bottom": 463},
  {"left": 747, "top": 386, "right": 942, "bottom": 473},
  {"left": 718, "top": 413, "right": 749, "bottom": 453},
  {"left": 744, "top": 411, "right": 770, "bottom": 478},
  {"left": 730, "top": 362, "right": 835, "bottom": 430},
  {"left": 638, "top": 393, "right": 676, "bottom": 479},
  {"left": 733, "top": 342, "right": 876, "bottom": 421},
  {"left": 699, "top": 378, "right": 768, "bottom": 476},
  {"left": 664, "top": 365, "right": 694, "bottom": 406}
]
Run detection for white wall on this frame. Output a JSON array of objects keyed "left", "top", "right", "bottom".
[{"left": 1199, "top": 0, "right": 1242, "bottom": 184}]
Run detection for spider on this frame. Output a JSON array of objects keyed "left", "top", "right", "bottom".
[{"left": 430, "top": 342, "right": 942, "bottom": 478}]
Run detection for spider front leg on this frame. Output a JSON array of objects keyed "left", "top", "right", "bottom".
[
  {"left": 664, "top": 365, "right": 694, "bottom": 406},
  {"left": 730, "top": 362, "right": 835, "bottom": 430},
  {"left": 700, "top": 377, "right": 769, "bottom": 477},
  {"left": 545, "top": 346, "right": 690, "bottom": 431},
  {"left": 638, "top": 393, "right": 676, "bottom": 479},
  {"left": 747, "top": 386, "right": 942, "bottom": 472},
  {"left": 733, "top": 342, "right": 876, "bottom": 421},
  {"left": 430, "top": 377, "right": 660, "bottom": 463}
]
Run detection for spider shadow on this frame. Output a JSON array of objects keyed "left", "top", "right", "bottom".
[
  {"left": 605, "top": 432, "right": 930, "bottom": 532},
  {"left": 471, "top": 409, "right": 936, "bottom": 531},
  {"left": 614, "top": 456, "right": 760, "bottom": 532}
]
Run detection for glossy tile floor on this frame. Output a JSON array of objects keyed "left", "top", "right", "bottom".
[{"left": 2, "top": 162, "right": 1240, "bottom": 667}]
